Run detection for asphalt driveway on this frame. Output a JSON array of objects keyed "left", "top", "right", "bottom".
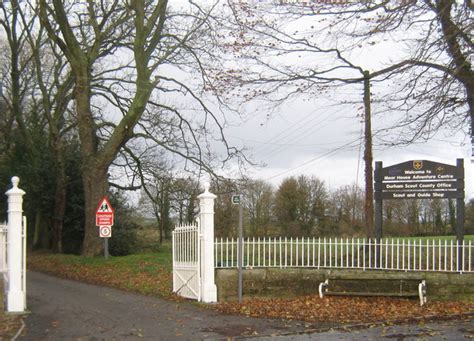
[
  {"left": 19, "top": 271, "right": 473, "bottom": 340},
  {"left": 19, "top": 272, "right": 336, "bottom": 340}
]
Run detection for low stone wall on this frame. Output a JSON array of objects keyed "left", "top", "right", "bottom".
[{"left": 216, "top": 268, "right": 474, "bottom": 302}]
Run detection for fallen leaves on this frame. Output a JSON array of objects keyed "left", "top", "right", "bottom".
[
  {"left": 0, "top": 314, "right": 23, "bottom": 340},
  {"left": 0, "top": 282, "right": 25, "bottom": 339},
  {"left": 214, "top": 295, "right": 474, "bottom": 324}
]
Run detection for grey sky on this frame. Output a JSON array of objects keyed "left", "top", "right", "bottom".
[
  {"left": 223, "top": 95, "right": 472, "bottom": 197},
  {"left": 213, "top": 1, "right": 472, "bottom": 198}
]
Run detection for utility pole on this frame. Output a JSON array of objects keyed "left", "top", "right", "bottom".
[{"left": 363, "top": 70, "right": 375, "bottom": 239}]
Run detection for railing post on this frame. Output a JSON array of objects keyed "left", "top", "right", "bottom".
[
  {"left": 5, "top": 176, "right": 26, "bottom": 313},
  {"left": 197, "top": 182, "right": 217, "bottom": 303}
]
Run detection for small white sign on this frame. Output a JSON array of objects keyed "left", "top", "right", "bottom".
[
  {"left": 232, "top": 194, "right": 241, "bottom": 205},
  {"left": 99, "top": 225, "right": 112, "bottom": 238}
]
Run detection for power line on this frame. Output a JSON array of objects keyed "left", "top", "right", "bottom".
[
  {"left": 261, "top": 112, "right": 346, "bottom": 161},
  {"left": 252, "top": 110, "right": 331, "bottom": 157},
  {"left": 229, "top": 135, "right": 352, "bottom": 147},
  {"left": 256, "top": 106, "right": 354, "bottom": 162},
  {"left": 263, "top": 136, "right": 362, "bottom": 182},
  {"left": 250, "top": 101, "right": 352, "bottom": 158}
]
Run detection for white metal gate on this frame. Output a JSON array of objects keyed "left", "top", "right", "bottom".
[
  {"left": 172, "top": 223, "right": 201, "bottom": 300},
  {"left": 0, "top": 223, "right": 7, "bottom": 276}
]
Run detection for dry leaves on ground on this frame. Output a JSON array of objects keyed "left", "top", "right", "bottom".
[
  {"left": 0, "top": 282, "right": 24, "bottom": 340},
  {"left": 215, "top": 295, "right": 474, "bottom": 324},
  {"left": 0, "top": 314, "right": 23, "bottom": 340},
  {"left": 28, "top": 252, "right": 474, "bottom": 325}
]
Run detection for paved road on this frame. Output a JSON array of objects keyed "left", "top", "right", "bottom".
[
  {"left": 245, "top": 318, "right": 474, "bottom": 340},
  {"left": 20, "top": 272, "right": 473, "bottom": 340},
  {"left": 20, "top": 272, "right": 336, "bottom": 340}
]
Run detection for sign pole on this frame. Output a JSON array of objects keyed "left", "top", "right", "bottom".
[
  {"left": 455, "top": 158, "right": 465, "bottom": 242},
  {"left": 104, "top": 238, "right": 109, "bottom": 260},
  {"left": 374, "top": 161, "right": 383, "bottom": 240},
  {"left": 238, "top": 199, "right": 243, "bottom": 304},
  {"left": 456, "top": 159, "right": 465, "bottom": 270},
  {"left": 232, "top": 194, "right": 243, "bottom": 304}
]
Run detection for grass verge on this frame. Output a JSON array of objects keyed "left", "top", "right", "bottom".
[{"left": 28, "top": 245, "right": 180, "bottom": 301}]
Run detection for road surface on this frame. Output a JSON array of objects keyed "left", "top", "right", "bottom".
[
  {"left": 20, "top": 272, "right": 335, "bottom": 340},
  {"left": 20, "top": 271, "right": 473, "bottom": 340}
]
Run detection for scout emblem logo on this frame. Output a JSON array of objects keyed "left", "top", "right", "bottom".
[{"left": 413, "top": 160, "right": 423, "bottom": 170}]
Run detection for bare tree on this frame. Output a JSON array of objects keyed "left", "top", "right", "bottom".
[
  {"left": 212, "top": 178, "right": 239, "bottom": 238},
  {"left": 242, "top": 178, "right": 274, "bottom": 236},
  {"left": 171, "top": 177, "right": 200, "bottom": 226},
  {"left": 38, "top": 0, "right": 242, "bottom": 256},
  {"left": 134, "top": 157, "right": 200, "bottom": 244},
  {"left": 217, "top": 0, "right": 472, "bottom": 237},
  {"left": 328, "top": 183, "right": 365, "bottom": 236},
  {"left": 273, "top": 175, "right": 327, "bottom": 236},
  {"left": 0, "top": 0, "right": 75, "bottom": 252},
  {"left": 233, "top": 0, "right": 473, "bottom": 141}
]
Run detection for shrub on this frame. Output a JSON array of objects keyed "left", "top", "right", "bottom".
[{"left": 107, "top": 192, "right": 139, "bottom": 256}]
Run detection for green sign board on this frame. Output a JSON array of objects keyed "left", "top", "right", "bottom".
[{"left": 374, "top": 159, "right": 465, "bottom": 242}]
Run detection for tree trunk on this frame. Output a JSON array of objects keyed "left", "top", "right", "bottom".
[
  {"left": 32, "top": 210, "right": 42, "bottom": 250},
  {"left": 33, "top": 212, "right": 50, "bottom": 250},
  {"left": 436, "top": 0, "right": 474, "bottom": 145},
  {"left": 81, "top": 169, "right": 108, "bottom": 257},
  {"left": 73, "top": 67, "right": 108, "bottom": 257},
  {"left": 449, "top": 199, "right": 456, "bottom": 234},
  {"left": 178, "top": 202, "right": 184, "bottom": 226},
  {"left": 159, "top": 220, "right": 163, "bottom": 244},
  {"left": 51, "top": 138, "right": 67, "bottom": 253},
  {"left": 186, "top": 196, "right": 195, "bottom": 224},
  {"left": 51, "top": 172, "right": 66, "bottom": 253}
]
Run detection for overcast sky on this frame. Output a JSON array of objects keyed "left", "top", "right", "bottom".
[
  {"left": 223, "top": 91, "right": 473, "bottom": 198},
  {"left": 212, "top": 3, "right": 473, "bottom": 199}
]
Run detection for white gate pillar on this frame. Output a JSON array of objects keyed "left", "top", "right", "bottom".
[
  {"left": 198, "top": 182, "right": 217, "bottom": 303},
  {"left": 5, "top": 176, "right": 26, "bottom": 312}
]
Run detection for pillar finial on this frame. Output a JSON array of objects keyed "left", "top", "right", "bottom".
[{"left": 11, "top": 176, "right": 20, "bottom": 188}]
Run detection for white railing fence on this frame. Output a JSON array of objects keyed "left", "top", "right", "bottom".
[
  {"left": 21, "top": 216, "right": 27, "bottom": 300},
  {"left": 0, "top": 223, "right": 7, "bottom": 276},
  {"left": 215, "top": 237, "right": 473, "bottom": 273}
]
